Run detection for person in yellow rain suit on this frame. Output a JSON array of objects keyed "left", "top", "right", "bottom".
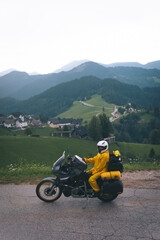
[{"left": 83, "top": 140, "right": 109, "bottom": 196}]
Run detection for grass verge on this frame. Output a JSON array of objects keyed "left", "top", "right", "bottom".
[
  {"left": 0, "top": 136, "right": 160, "bottom": 184},
  {"left": 1, "top": 161, "right": 160, "bottom": 184}
]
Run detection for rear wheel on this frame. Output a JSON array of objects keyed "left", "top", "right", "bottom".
[
  {"left": 36, "top": 179, "right": 62, "bottom": 202},
  {"left": 98, "top": 193, "right": 118, "bottom": 202}
]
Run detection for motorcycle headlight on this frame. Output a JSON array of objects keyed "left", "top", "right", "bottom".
[{"left": 52, "top": 165, "right": 60, "bottom": 172}]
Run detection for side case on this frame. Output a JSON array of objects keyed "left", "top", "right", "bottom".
[{"left": 103, "top": 179, "right": 123, "bottom": 195}]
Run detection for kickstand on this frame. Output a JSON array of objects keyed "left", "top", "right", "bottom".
[{"left": 82, "top": 182, "right": 89, "bottom": 209}]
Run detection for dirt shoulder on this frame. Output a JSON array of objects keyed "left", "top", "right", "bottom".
[
  {"left": 1, "top": 170, "right": 160, "bottom": 189},
  {"left": 122, "top": 170, "right": 160, "bottom": 189}
]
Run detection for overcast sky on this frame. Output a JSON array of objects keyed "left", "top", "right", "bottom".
[{"left": 0, "top": 0, "right": 160, "bottom": 74}]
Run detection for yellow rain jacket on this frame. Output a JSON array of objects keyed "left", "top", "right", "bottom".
[
  {"left": 84, "top": 150, "right": 109, "bottom": 175},
  {"left": 83, "top": 151, "right": 109, "bottom": 192}
]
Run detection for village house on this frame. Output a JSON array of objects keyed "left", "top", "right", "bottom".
[
  {"left": 71, "top": 126, "right": 88, "bottom": 139},
  {"left": 16, "top": 118, "right": 28, "bottom": 129},
  {"left": 49, "top": 118, "right": 85, "bottom": 138},
  {"left": 4, "top": 119, "right": 15, "bottom": 128},
  {"left": 48, "top": 118, "right": 82, "bottom": 130},
  {"left": 7, "top": 112, "right": 27, "bottom": 129},
  {"left": 0, "top": 113, "right": 45, "bottom": 129},
  {"left": 30, "top": 119, "right": 42, "bottom": 128},
  {"left": 24, "top": 115, "right": 42, "bottom": 128},
  {"left": 8, "top": 112, "right": 23, "bottom": 120},
  {"left": 48, "top": 118, "right": 60, "bottom": 128},
  {"left": 59, "top": 123, "right": 75, "bottom": 130}
]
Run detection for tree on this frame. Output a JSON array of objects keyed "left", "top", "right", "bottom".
[
  {"left": 150, "top": 129, "right": 160, "bottom": 144},
  {"left": 147, "top": 103, "right": 153, "bottom": 113},
  {"left": 149, "top": 148, "right": 155, "bottom": 158},
  {"left": 98, "top": 113, "right": 113, "bottom": 138},
  {"left": 24, "top": 128, "right": 32, "bottom": 136},
  {"left": 87, "top": 113, "right": 113, "bottom": 140},
  {"left": 87, "top": 116, "right": 101, "bottom": 140},
  {"left": 118, "top": 107, "right": 125, "bottom": 115},
  {"left": 154, "top": 107, "right": 160, "bottom": 117},
  {"left": 39, "top": 115, "right": 48, "bottom": 123}
]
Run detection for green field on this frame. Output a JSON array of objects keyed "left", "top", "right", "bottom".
[
  {"left": 0, "top": 127, "right": 53, "bottom": 137},
  {"left": 57, "top": 95, "right": 117, "bottom": 123},
  {"left": 0, "top": 136, "right": 98, "bottom": 168},
  {"left": 0, "top": 135, "right": 160, "bottom": 183},
  {"left": 117, "top": 142, "right": 160, "bottom": 157}
]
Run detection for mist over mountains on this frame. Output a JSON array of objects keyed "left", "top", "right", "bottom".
[{"left": 0, "top": 60, "right": 160, "bottom": 100}]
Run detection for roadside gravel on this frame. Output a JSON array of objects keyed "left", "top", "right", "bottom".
[
  {"left": 122, "top": 170, "right": 160, "bottom": 189},
  {"left": 1, "top": 170, "right": 160, "bottom": 189}
]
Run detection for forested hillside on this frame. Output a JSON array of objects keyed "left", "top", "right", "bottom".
[
  {"left": 0, "top": 76, "right": 160, "bottom": 117},
  {"left": 1, "top": 61, "right": 160, "bottom": 100},
  {"left": 114, "top": 109, "right": 160, "bottom": 144}
]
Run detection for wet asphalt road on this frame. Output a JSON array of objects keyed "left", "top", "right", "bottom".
[{"left": 0, "top": 184, "right": 160, "bottom": 240}]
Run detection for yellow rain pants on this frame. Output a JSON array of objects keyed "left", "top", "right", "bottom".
[{"left": 83, "top": 151, "right": 109, "bottom": 192}]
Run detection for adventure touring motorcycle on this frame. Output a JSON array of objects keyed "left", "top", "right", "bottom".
[{"left": 36, "top": 150, "right": 123, "bottom": 202}]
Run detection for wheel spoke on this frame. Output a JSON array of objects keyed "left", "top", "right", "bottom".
[{"left": 36, "top": 180, "right": 62, "bottom": 202}]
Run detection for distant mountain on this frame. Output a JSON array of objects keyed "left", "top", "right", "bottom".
[
  {"left": 0, "top": 76, "right": 160, "bottom": 117},
  {"left": 54, "top": 60, "right": 160, "bottom": 72},
  {"left": 1, "top": 61, "right": 160, "bottom": 100},
  {"left": 103, "top": 60, "right": 160, "bottom": 69},
  {"left": 1, "top": 60, "right": 160, "bottom": 78},
  {"left": 54, "top": 60, "right": 88, "bottom": 73},
  {"left": 0, "top": 68, "right": 16, "bottom": 77},
  {"left": 0, "top": 71, "right": 34, "bottom": 98},
  {"left": 28, "top": 72, "right": 40, "bottom": 75},
  {"left": 144, "top": 60, "right": 160, "bottom": 69},
  {"left": 103, "top": 62, "right": 143, "bottom": 68}
]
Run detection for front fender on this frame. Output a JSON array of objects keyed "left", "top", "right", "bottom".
[{"left": 41, "top": 177, "right": 57, "bottom": 182}]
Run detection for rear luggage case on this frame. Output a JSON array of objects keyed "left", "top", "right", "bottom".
[{"left": 103, "top": 179, "right": 123, "bottom": 195}]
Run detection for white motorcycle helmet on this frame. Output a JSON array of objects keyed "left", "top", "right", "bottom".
[{"left": 97, "top": 140, "right": 108, "bottom": 153}]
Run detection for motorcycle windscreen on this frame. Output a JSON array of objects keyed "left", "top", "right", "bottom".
[{"left": 52, "top": 152, "right": 65, "bottom": 170}]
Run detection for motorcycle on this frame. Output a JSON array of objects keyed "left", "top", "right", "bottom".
[{"left": 36, "top": 151, "right": 123, "bottom": 202}]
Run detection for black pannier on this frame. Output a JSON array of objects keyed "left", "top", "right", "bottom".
[
  {"left": 103, "top": 179, "right": 123, "bottom": 195},
  {"left": 108, "top": 150, "right": 123, "bottom": 173}
]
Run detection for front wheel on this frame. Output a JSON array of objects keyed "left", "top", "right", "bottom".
[
  {"left": 36, "top": 179, "right": 62, "bottom": 202},
  {"left": 98, "top": 193, "right": 118, "bottom": 202}
]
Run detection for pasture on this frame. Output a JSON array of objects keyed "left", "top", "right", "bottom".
[{"left": 0, "top": 136, "right": 160, "bottom": 183}]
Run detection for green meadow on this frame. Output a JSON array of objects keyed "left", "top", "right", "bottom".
[
  {"left": 0, "top": 135, "right": 160, "bottom": 183},
  {"left": 0, "top": 127, "right": 53, "bottom": 137},
  {"left": 57, "top": 94, "right": 117, "bottom": 123}
]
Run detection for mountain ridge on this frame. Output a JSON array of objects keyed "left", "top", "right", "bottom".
[
  {"left": 1, "top": 59, "right": 160, "bottom": 77},
  {"left": 0, "top": 61, "right": 160, "bottom": 100},
  {"left": 103, "top": 60, "right": 160, "bottom": 69},
  {"left": 0, "top": 76, "right": 160, "bottom": 117}
]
